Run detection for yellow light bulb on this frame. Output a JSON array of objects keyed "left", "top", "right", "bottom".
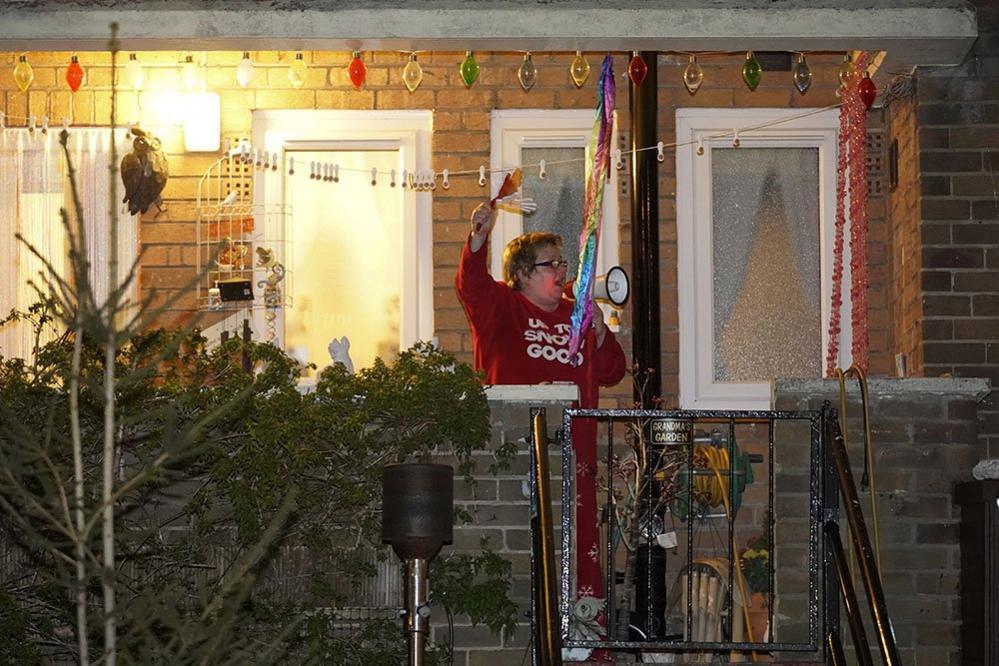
[
  {"left": 402, "top": 53, "right": 423, "bottom": 93},
  {"left": 838, "top": 53, "right": 854, "bottom": 88},
  {"left": 125, "top": 53, "right": 145, "bottom": 90},
  {"left": 13, "top": 54, "right": 34, "bottom": 93},
  {"left": 236, "top": 51, "right": 254, "bottom": 88},
  {"left": 570, "top": 50, "right": 590, "bottom": 88},
  {"left": 288, "top": 52, "right": 307, "bottom": 89},
  {"left": 181, "top": 55, "right": 199, "bottom": 90}
]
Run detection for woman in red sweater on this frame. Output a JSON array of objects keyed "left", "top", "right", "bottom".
[{"left": 456, "top": 202, "right": 626, "bottom": 658}]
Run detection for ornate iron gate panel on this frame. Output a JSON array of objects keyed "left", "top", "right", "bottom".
[{"left": 539, "top": 407, "right": 827, "bottom": 658}]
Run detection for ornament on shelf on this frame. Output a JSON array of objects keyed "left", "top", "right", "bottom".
[
  {"left": 858, "top": 71, "right": 877, "bottom": 109},
  {"left": 348, "top": 51, "right": 366, "bottom": 89},
  {"left": 570, "top": 50, "right": 590, "bottom": 88},
  {"left": 181, "top": 54, "right": 199, "bottom": 91},
  {"left": 288, "top": 52, "right": 307, "bottom": 89},
  {"left": 518, "top": 52, "right": 538, "bottom": 91},
  {"left": 792, "top": 53, "right": 812, "bottom": 94},
  {"left": 66, "top": 55, "right": 85, "bottom": 93},
  {"left": 838, "top": 53, "right": 854, "bottom": 88},
  {"left": 459, "top": 51, "right": 479, "bottom": 87},
  {"left": 218, "top": 237, "right": 249, "bottom": 271},
  {"left": 627, "top": 51, "right": 648, "bottom": 87},
  {"left": 741, "top": 51, "right": 762, "bottom": 91},
  {"left": 236, "top": 51, "right": 254, "bottom": 88},
  {"left": 126, "top": 53, "right": 145, "bottom": 90},
  {"left": 402, "top": 53, "right": 423, "bottom": 93},
  {"left": 13, "top": 54, "right": 33, "bottom": 93},
  {"left": 683, "top": 54, "right": 703, "bottom": 95}
]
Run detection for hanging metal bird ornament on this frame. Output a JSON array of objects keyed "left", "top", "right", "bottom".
[{"left": 120, "top": 126, "right": 169, "bottom": 215}]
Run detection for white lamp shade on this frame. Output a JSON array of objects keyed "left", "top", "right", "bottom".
[{"left": 183, "top": 92, "right": 221, "bottom": 152}]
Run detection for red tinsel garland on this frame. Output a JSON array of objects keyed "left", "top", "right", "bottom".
[
  {"left": 825, "top": 52, "right": 871, "bottom": 375},
  {"left": 849, "top": 53, "right": 870, "bottom": 372}
]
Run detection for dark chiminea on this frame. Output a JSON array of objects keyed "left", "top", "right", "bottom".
[{"left": 382, "top": 463, "right": 453, "bottom": 666}]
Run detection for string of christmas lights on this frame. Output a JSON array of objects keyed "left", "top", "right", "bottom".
[{"left": 8, "top": 50, "right": 877, "bottom": 99}]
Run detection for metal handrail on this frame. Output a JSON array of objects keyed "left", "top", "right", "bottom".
[
  {"left": 823, "top": 520, "right": 874, "bottom": 666},
  {"left": 826, "top": 413, "right": 901, "bottom": 665},
  {"left": 835, "top": 366, "right": 883, "bottom": 575},
  {"left": 530, "top": 408, "right": 562, "bottom": 665},
  {"left": 827, "top": 629, "right": 847, "bottom": 666}
]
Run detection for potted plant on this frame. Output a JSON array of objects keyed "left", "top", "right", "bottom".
[{"left": 740, "top": 531, "right": 772, "bottom": 645}]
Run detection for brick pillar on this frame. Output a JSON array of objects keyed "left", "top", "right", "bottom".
[
  {"left": 907, "top": 0, "right": 999, "bottom": 459},
  {"left": 775, "top": 377, "right": 988, "bottom": 665}
]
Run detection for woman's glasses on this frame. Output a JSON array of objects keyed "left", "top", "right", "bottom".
[{"left": 533, "top": 257, "right": 569, "bottom": 271}]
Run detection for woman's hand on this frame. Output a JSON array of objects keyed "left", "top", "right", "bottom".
[
  {"left": 592, "top": 305, "right": 608, "bottom": 348},
  {"left": 469, "top": 201, "right": 497, "bottom": 252}
]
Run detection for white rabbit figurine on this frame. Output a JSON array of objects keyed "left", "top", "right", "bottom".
[{"left": 327, "top": 336, "right": 355, "bottom": 374}]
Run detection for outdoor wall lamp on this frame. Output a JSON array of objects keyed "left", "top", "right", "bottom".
[{"left": 183, "top": 92, "right": 220, "bottom": 152}]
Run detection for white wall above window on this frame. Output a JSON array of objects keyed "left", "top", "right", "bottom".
[{"left": 675, "top": 108, "right": 848, "bottom": 410}]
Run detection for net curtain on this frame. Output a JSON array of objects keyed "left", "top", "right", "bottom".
[{"left": 0, "top": 127, "right": 136, "bottom": 360}]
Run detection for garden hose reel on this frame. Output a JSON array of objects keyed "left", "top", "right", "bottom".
[{"left": 670, "top": 441, "right": 758, "bottom": 520}]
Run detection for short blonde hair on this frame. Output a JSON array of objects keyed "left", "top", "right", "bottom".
[{"left": 502, "top": 232, "right": 563, "bottom": 290}]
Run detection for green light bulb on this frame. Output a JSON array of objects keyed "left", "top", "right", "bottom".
[
  {"left": 742, "top": 51, "right": 762, "bottom": 91},
  {"left": 459, "top": 51, "right": 479, "bottom": 88}
]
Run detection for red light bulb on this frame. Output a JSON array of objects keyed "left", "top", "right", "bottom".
[
  {"left": 66, "top": 55, "right": 84, "bottom": 93},
  {"left": 348, "top": 51, "right": 366, "bottom": 89},
  {"left": 858, "top": 71, "right": 877, "bottom": 110},
  {"left": 628, "top": 52, "right": 648, "bottom": 87}
]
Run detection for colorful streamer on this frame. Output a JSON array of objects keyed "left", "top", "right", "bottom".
[{"left": 567, "top": 54, "right": 615, "bottom": 363}]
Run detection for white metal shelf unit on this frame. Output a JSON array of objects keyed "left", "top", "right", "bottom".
[{"left": 195, "top": 145, "right": 293, "bottom": 344}]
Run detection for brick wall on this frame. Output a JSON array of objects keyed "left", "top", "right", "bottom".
[
  {"left": 1, "top": 48, "right": 894, "bottom": 408},
  {"left": 896, "top": 0, "right": 999, "bottom": 458},
  {"left": 887, "top": 90, "right": 923, "bottom": 376},
  {"left": 775, "top": 377, "right": 989, "bottom": 666},
  {"left": 440, "top": 394, "right": 570, "bottom": 664}
]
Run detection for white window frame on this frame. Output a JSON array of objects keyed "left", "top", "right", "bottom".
[
  {"left": 675, "top": 108, "right": 849, "bottom": 410},
  {"left": 252, "top": 109, "right": 434, "bottom": 352},
  {"left": 489, "top": 110, "right": 620, "bottom": 279}
]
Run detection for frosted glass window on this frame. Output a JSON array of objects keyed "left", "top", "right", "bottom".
[
  {"left": 521, "top": 147, "right": 584, "bottom": 276},
  {"left": 711, "top": 148, "right": 821, "bottom": 382},
  {"left": 285, "top": 149, "right": 402, "bottom": 372}
]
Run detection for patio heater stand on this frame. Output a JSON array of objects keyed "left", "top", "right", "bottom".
[{"left": 382, "top": 463, "right": 454, "bottom": 666}]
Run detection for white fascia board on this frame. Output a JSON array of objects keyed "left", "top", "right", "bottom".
[{"left": 0, "top": 3, "right": 976, "bottom": 70}]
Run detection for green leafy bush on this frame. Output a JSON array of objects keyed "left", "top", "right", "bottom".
[{"left": 0, "top": 324, "right": 514, "bottom": 662}]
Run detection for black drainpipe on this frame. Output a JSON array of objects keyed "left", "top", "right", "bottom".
[{"left": 629, "top": 51, "right": 661, "bottom": 408}]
